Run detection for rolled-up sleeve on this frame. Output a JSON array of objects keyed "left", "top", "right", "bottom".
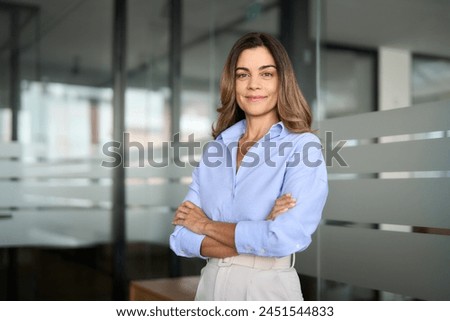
[
  {"left": 235, "top": 135, "right": 328, "bottom": 257},
  {"left": 170, "top": 225, "right": 206, "bottom": 258},
  {"left": 169, "top": 165, "right": 207, "bottom": 258}
]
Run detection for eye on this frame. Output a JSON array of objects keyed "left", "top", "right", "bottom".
[
  {"left": 236, "top": 73, "right": 249, "bottom": 79},
  {"left": 261, "top": 72, "right": 273, "bottom": 78}
]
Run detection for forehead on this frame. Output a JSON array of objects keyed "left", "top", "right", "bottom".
[{"left": 236, "top": 46, "right": 275, "bottom": 68}]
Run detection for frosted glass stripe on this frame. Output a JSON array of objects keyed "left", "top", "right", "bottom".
[
  {"left": 0, "top": 160, "right": 22, "bottom": 178},
  {"left": 21, "top": 162, "right": 194, "bottom": 179},
  {"left": 128, "top": 184, "right": 188, "bottom": 207},
  {"left": 327, "top": 138, "right": 449, "bottom": 173},
  {"left": 0, "top": 208, "right": 172, "bottom": 247},
  {"left": 319, "top": 100, "right": 450, "bottom": 141},
  {"left": 317, "top": 225, "right": 450, "bottom": 300},
  {"left": 324, "top": 178, "right": 450, "bottom": 229},
  {"left": 0, "top": 142, "right": 22, "bottom": 158},
  {"left": 0, "top": 181, "right": 188, "bottom": 207},
  {"left": 23, "top": 162, "right": 113, "bottom": 179},
  {"left": 127, "top": 164, "right": 194, "bottom": 179},
  {"left": 0, "top": 181, "right": 25, "bottom": 206}
]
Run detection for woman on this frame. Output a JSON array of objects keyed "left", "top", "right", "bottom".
[{"left": 170, "top": 32, "right": 328, "bottom": 300}]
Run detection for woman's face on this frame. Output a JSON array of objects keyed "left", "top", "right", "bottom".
[{"left": 235, "top": 46, "right": 279, "bottom": 120}]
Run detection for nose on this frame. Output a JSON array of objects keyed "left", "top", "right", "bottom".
[{"left": 247, "top": 75, "right": 261, "bottom": 90}]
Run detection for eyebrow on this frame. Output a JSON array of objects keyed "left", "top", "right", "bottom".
[{"left": 235, "top": 64, "right": 277, "bottom": 72}]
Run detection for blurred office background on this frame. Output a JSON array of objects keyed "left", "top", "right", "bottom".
[{"left": 0, "top": 0, "right": 449, "bottom": 300}]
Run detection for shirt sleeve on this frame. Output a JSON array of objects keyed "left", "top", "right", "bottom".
[
  {"left": 235, "top": 134, "right": 328, "bottom": 257},
  {"left": 169, "top": 165, "right": 207, "bottom": 259}
]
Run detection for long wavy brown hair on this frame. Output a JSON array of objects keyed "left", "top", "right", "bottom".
[{"left": 212, "top": 32, "right": 312, "bottom": 139}]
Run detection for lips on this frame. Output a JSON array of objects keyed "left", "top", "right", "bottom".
[{"left": 246, "top": 95, "right": 267, "bottom": 102}]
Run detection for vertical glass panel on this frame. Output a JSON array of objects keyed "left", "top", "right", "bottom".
[
  {"left": 127, "top": 0, "right": 170, "bottom": 147},
  {"left": 9, "top": 0, "right": 114, "bottom": 299},
  {"left": 17, "top": 0, "right": 114, "bottom": 212},
  {"left": 321, "top": 48, "right": 376, "bottom": 119},
  {"left": 181, "top": 0, "right": 279, "bottom": 141},
  {"left": 0, "top": 10, "right": 10, "bottom": 141},
  {"left": 22, "top": 82, "right": 112, "bottom": 158},
  {"left": 20, "top": 0, "right": 113, "bottom": 158},
  {"left": 412, "top": 56, "right": 450, "bottom": 104},
  {"left": 317, "top": 0, "right": 450, "bottom": 301},
  {"left": 0, "top": 10, "right": 10, "bottom": 109},
  {"left": 181, "top": 0, "right": 217, "bottom": 141},
  {"left": 17, "top": 5, "right": 39, "bottom": 82},
  {"left": 126, "top": 0, "right": 172, "bottom": 281}
]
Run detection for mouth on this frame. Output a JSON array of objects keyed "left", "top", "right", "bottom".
[{"left": 245, "top": 95, "right": 267, "bottom": 102}]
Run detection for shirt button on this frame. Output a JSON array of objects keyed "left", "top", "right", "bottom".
[{"left": 296, "top": 244, "right": 301, "bottom": 249}]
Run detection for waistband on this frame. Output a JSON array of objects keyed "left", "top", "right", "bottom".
[{"left": 208, "top": 254, "right": 295, "bottom": 270}]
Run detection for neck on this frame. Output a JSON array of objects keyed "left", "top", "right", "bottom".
[{"left": 243, "top": 113, "right": 279, "bottom": 141}]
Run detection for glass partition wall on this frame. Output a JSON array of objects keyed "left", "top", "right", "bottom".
[
  {"left": 311, "top": 0, "right": 450, "bottom": 301},
  {"left": 1, "top": 0, "right": 448, "bottom": 300},
  {"left": 0, "top": 0, "right": 282, "bottom": 300}
]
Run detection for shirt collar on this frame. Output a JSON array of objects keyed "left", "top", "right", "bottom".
[{"left": 217, "top": 119, "right": 288, "bottom": 145}]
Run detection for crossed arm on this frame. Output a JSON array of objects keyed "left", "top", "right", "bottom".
[{"left": 172, "top": 194, "right": 296, "bottom": 258}]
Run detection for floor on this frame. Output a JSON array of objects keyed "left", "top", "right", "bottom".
[
  {"left": 0, "top": 244, "right": 393, "bottom": 300},
  {"left": 0, "top": 243, "right": 204, "bottom": 300}
]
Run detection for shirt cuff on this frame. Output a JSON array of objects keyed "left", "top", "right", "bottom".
[
  {"left": 170, "top": 226, "right": 207, "bottom": 259},
  {"left": 235, "top": 220, "right": 268, "bottom": 256}
]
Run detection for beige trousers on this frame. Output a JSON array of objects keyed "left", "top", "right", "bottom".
[{"left": 195, "top": 254, "right": 303, "bottom": 301}]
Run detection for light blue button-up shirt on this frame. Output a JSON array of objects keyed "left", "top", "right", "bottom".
[{"left": 170, "top": 119, "right": 328, "bottom": 258}]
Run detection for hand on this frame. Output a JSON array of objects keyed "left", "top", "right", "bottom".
[
  {"left": 172, "top": 201, "right": 211, "bottom": 235},
  {"left": 266, "top": 193, "right": 296, "bottom": 221}
]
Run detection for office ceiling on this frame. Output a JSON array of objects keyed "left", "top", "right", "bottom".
[
  {"left": 323, "top": 0, "right": 450, "bottom": 57},
  {"left": 1, "top": 0, "right": 449, "bottom": 87}
]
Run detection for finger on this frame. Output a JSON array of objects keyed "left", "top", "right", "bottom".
[
  {"left": 267, "top": 205, "right": 286, "bottom": 219},
  {"left": 267, "top": 208, "right": 288, "bottom": 221},
  {"left": 277, "top": 197, "right": 296, "bottom": 208},
  {"left": 173, "top": 212, "right": 189, "bottom": 223},
  {"left": 172, "top": 214, "right": 184, "bottom": 225},
  {"left": 184, "top": 205, "right": 207, "bottom": 218},
  {"left": 280, "top": 193, "right": 295, "bottom": 202},
  {"left": 275, "top": 194, "right": 294, "bottom": 205},
  {"left": 172, "top": 219, "right": 186, "bottom": 227},
  {"left": 275, "top": 207, "right": 289, "bottom": 215},
  {"left": 177, "top": 206, "right": 191, "bottom": 214},
  {"left": 177, "top": 212, "right": 187, "bottom": 220},
  {"left": 183, "top": 201, "right": 196, "bottom": 209},
  {"left": 276, "top": 193, "right": 291, "bottom": 201},
  {"left": 273, "top": 202, "right": 296, "bottom": 214},
  {"left": 266, "top": 206, "right": 287, "bottom": 219}
]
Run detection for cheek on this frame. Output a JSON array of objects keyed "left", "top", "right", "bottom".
[
  {"left": 267, "top": 85, "right": 278, "bottom": 100},
  {"left": 235, "top": 83, "right": 246, "bottom": 105},
  {"left": 270, "top": 82, "right": 279, "bottom": 95},
  {"left": 235, "top": 96, "right": 243, "bottom": 108},
  {"left": 234, "top": 91, "right": 243, "bottom": 107},
  {"left": 235, "top": 82, "right": 246, "bottom": 95}
]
